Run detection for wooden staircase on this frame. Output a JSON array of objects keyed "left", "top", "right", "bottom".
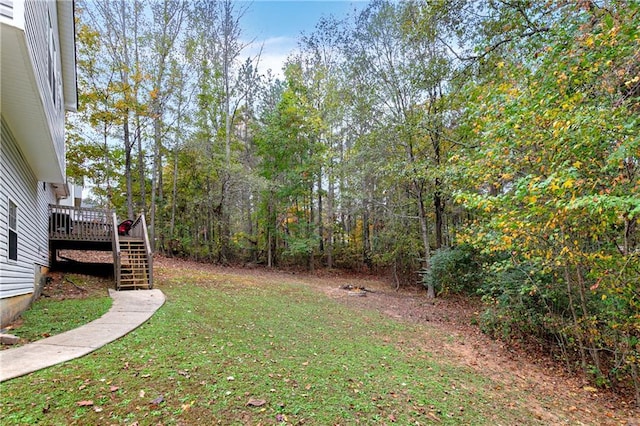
[
  {"left": 113, "top": 214, "right": 153, "bottom": 290},
  {"left": 118, "top": 238, "right": 150, "bottom": 289}
]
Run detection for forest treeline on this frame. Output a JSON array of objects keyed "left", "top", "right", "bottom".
[{"left": 69, "top": 1, "right": 638, "bottom": 403}]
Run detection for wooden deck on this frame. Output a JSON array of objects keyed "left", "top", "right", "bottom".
[
  {"left": 49, "top": 205, "right": 153, "bottom": 289},
  {"left": 49, "top": 205, "right": 113, "bottom": 251}
]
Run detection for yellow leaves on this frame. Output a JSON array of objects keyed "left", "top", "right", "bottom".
[
  {"left": 562, "top": 178, "right": 575, "bottom": 189},
  {"left": 585, "top": 35, "right": 595, "bottom": 48},
  {"left": 573, "top": 161, "right": 582, "bottom": 169},
  {"left": 497, "top": 61, "right": 505, "bottom": 69},
  {"left": 149, "top": 88, "right": 160, "bottom": 100},
  {"left": 625, "top": 75, "right": 640, "bottom": 87},
  {"left": 500, "top": 172, "right": 513, "bottom": 181}
]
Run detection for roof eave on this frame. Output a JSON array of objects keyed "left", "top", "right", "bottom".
[{"left": 57, "top": 0, "right": 77, "bottom": 113}]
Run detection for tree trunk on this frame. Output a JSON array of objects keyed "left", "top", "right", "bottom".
[
  {"left": 418, "top": 188, "right": 434, "bottom": 298},
  {"left": 434, "top": 179, "right": 444, "bottom": 249},
  {"left": 327, "top": 166, "right": 334, "bottom": 268},
  {"left": 124, "top": 119, "right": 134, "bottom": 219},
  {"left": 170, "top": 147, "right": 178, "bottom": 239},
  {"left": 120, "top": 0, "right": 134, "bottom": 219}
]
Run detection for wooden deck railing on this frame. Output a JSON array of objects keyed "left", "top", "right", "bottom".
[
  {"left": 129, "top": 213, "right": 154, "bottom": 289},
  {"left": 112, "top": 211, "right": 122, "bottom": 288},
  {"left": 49, "top": 204, "right": 113, "bottom": 242}
]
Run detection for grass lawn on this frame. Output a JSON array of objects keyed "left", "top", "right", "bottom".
[
  {"left": 0, "top": 265, "right": 546, "bottom": 425},
  {"left": 3, "top": 274, "right": 112, "bottom": 347}
]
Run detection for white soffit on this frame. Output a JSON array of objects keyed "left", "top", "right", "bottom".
[{"left": 1, "top": 22, "right": 64, "bottom": 183}]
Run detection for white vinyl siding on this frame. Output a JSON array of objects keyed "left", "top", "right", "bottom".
[
  {"left": 0, "top": 118, "right": 54, "bottom": 299},
  {"left": 24, "top": 0, "right": 65, "bottom": 174},
  {"left": 0, "top": 0, "right": 13, "bottom": 19}
]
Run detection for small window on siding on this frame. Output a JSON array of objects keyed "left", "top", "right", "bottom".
[{"left": 8, "top": 200, "right": 17, "bottom": 261}]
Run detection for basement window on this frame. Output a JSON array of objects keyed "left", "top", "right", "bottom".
[{"left": 8, "top": 200, "right": 17, "bottom": 261}]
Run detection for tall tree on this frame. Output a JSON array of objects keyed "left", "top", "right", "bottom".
[
  {"left": 346, "top": 0, "right": 458, "bottom": 295},
  {"left": 146, "top": 0, "right": 188, "bottom": 248},
  {"left": 80, "top": 0, "right": 148, "bottom": 218}
]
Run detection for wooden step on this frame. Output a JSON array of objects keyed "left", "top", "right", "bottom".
[{"left": 113, "top": 219, "right": 152, "bottom": 290}]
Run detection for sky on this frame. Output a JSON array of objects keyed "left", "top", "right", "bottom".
[{"left": 238, "top": 1, "right": 369, "bottom": 78}]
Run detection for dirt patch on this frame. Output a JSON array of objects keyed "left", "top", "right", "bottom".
[
  {"left": 310, "top": 275, "right": 640, "bottom": 425},
  {"left": 40, "top": 271, "right": 111, "bottom": 300}
]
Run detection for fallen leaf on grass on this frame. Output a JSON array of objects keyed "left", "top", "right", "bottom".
[
  {"left": 76, "top": 400, "right": 94, "bottom": 407},
  {"left": 150, "top": 395, "right": 165, "bottom": 405},
  {"left": 426, "top": 412, "right": 441, "bottom": 422},
  {"left": 246, "top": 398, "right": 267, "bottom": 407},
  {"left": 110, "top": 386, "right": 119, "bottom": 392}
]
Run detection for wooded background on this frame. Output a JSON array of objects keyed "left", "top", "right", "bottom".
[{"left": 68, "top": 0, "right": 638, "bottom": 403}]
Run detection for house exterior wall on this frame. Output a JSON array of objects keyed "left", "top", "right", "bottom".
[
  {"left": 1, "top": 0, "right": 73, "bottom": 183},
  {"left": 0, "top": 0, "right": 76, "bottom": 327},
  {"left": 0, "top": 119, "right": 56, "bottom": 325},
  {"left": 0, "top": 0, "right": 15, "bottom": 20},
  {"left": 24, "top": 0, "right": 65, "bottom": 172}
]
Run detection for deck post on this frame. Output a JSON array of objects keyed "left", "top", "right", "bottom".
[
  {"left": 111, "top": 212, "right": 121, "bottom": 290},
  {"left": 138, "top": 213, "right": 153, "bottom": 289}
]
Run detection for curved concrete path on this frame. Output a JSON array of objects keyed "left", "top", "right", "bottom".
[{"left": 0, "top": 289, "right": 165, "bottom": 382}]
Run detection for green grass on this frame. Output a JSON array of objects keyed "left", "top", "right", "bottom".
[
  {"left": 7, "top": 286, "right": 111, "bottom": 345},
  {"left": 0, "top": 267, "right": 539, "bottom": 425}
]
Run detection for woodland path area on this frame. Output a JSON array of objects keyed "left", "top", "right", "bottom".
[
  {"left": 153, "top": 257, "right": 640, "bottom": 425},
  {"left": 23, "top": 253, "right": 640, "bottom": 424}
]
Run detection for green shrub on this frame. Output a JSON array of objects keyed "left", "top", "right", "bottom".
[
  {"left": 477, "top": 258, "right": 569, "bottom": 346},
  {"left": 421, "top": 244, "right": 483, "bottom": 295}
]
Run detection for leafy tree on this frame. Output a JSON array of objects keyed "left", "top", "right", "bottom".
[{"left": 455, "top": 0, "right": 639, "bottom": 400}]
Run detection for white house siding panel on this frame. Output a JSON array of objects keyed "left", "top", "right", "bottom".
[
  {"left": 0, "top": 118, "right": 53, "bottom": 299},
  {"left": 0, "top": 0, "right": 13, "bottom": 19},
  {"left": 24, "top": 0, "right": 65, "bottom": 175}
]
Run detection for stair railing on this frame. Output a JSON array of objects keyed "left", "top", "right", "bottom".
[
  {"left": 129, "top": 213, "right": 153, "bottom": 289},
  {"left": 112, "top": 212, "right": 122, "bottom": 290}
]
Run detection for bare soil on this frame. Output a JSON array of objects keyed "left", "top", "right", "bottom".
[{"left": 22, "top": 252, "right": 640, "bottom": 424}]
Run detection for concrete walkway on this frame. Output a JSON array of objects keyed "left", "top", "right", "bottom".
[{"left": 0, "top": 289, "right": 165, "bottom": 382}]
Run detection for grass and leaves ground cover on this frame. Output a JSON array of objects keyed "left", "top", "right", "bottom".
[
  {"left": 2, "top": 273, "right": 111, "bottom": 347},
  {"left": 1, "top": 261, "right": 636, "bottom": 425}
]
